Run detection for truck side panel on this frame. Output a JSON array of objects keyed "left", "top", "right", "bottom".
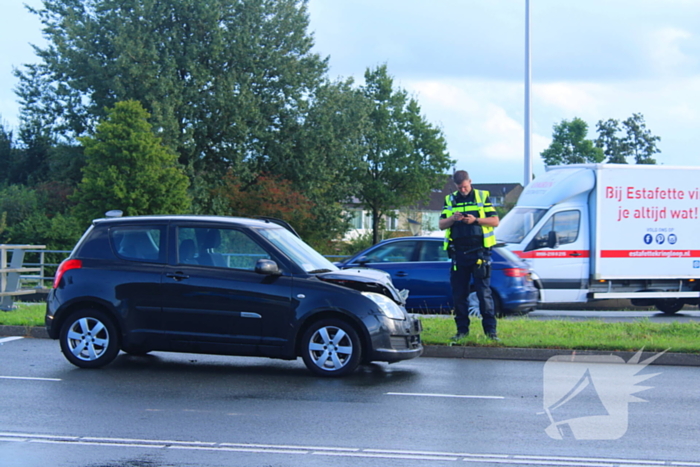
[{"left": 594, "top": 165, "right": 700, "bottom": 279}]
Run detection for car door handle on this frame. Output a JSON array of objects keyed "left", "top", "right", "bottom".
[
  {"left": 396, "top": 271, "right": 409, "bottom": 277},
  {"left": 569, "top": 252, "right": 581, "bottom": 257},
  {"left": 166, "top": 272, "right": 190, "bottom": 281}
]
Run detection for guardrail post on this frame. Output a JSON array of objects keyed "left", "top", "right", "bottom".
[
  {"left": 0, "top": 245, "right": 46, "bottom": 311},
  {"left": 1, "top": 247, "right": 25, "bottom": 310}
]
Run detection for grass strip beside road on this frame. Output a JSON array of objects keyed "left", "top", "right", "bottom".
[
  {"left": 420, "top": 314, "right": 700, "bottom": 354},
  {"left": 3, "top": 303, "right": 700, "bottom": 354}
]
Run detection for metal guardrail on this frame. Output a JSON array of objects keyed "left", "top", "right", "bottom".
[{"left": 1, "top": 245, "right": 49, "bottom": 311}]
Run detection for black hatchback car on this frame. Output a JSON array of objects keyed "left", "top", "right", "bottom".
[{"left": 46, "top": 215, "right": 422, "bottom": 377}]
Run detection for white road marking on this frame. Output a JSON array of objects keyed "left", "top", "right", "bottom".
[
  {"left": 0, "top": 376, "right": 61, "bottom": 382},
  {"left": 1, "top": 432, "right": 698, "bottom": 466},
  {"left": 386, "top": 392, "right": 505, "bottom": 399},
  {"left": 0, "top": 336, "right": 24, "bottom": 344}
]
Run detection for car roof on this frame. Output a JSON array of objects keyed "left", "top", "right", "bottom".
[{"left": 92, "top": 215, "right": 279, "bottom": 229}]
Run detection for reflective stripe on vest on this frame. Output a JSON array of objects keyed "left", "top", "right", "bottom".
[{"left": 443, "top": 189, "right": 497, "bottom": 249}]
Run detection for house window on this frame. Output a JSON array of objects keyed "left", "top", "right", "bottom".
[
  {"left": 349, "top": 210, "right": 375, "bottom": 230},
  {"left": 350, "top": 210, "right": 363, "bottom": 229},
  {"left": 386, "top": 212, "right": 399, "bottom": 231},
  {"left": 422, "top": 212, "right": 440, "bottom": 231}
]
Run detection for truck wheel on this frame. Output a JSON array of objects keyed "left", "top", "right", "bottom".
[
  {"left": 655, "top": 299, "right": 683, "bottom": 315},
  {"left": 59, "top": 309, "right": 120, "bottom": 368},
  {"left": 301, "top": 319, "right": 361, "bottom": 377}
]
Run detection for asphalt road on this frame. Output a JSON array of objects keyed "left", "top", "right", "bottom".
[
  {"left": 524, "top": 308, "right": 700, "bottom": 323},
  {"left": 1, "top": 337, "right": 699, "bottom": 467}
]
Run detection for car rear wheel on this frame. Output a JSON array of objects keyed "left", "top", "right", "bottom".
[
  {"left": 59, "top": 309, "right": 120, "bottom": 368},
  {"left": 301, "top": 319, "right": 362, "bottom": 377}
]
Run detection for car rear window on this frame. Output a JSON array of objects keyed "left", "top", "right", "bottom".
[{"left": 111, "top": 226, "right": 166, "bottom": 263}]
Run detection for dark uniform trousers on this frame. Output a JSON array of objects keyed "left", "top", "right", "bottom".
[{"left": 450, "top": 249, "right": 497, "bottom": 335}]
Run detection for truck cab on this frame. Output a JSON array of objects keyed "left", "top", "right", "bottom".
[{"left": 496, "top": 168, "right": 593, "bottom": 303}]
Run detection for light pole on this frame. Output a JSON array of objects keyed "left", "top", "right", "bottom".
[{"left": 524, "top": 0, "right": 533, "bottom": 186}]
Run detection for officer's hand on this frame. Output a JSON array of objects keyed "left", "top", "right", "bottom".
[{"left": 453, "top": 212, "right": 464, "bottom": 222}]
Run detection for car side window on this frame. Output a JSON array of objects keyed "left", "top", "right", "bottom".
[
  {"left": 177, "top": 227, "right": 270, "bottom": 270},
  {"left": 111, "top": 226, "right": 166, "bottom": 263},
  {"left": 419, "top": 241, "right": 449, "bottom": 262},
  {"left": 526, "top": 210, "right": 580, "bottom": 251},
  {"left": 364, "top": 241, "right": 415, "bottom": 263}
]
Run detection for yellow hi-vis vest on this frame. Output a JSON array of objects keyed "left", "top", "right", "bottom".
[{"left": 442, "top": 189, "right": 497, "bottom": 250}]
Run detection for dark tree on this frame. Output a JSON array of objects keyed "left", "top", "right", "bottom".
[
  {"left": 72, "top": 100, "right": 190, "bottom": 224},
  {"left": 541, "top": 117, "right": 604, "bottom": 166},
  {"left": 19, "top": 0, "right": 328, "bottom": 180},
  {"left": 622, "top": 113, "right": 660, "bottom": 164},
  {"left": 595, "top": 113, "right": 660, "bottom": 165},
  {"left": 353, "top": 65, "right": 453, "bottom": 245}
]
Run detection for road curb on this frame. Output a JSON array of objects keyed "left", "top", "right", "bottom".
[
  {"left": 0, "top": 325, "right": 49, "bottom": 339},
  {"left": 2, "top": 326, "right": 698, "bottom": 366},
  {"left": 422, "top": 345, "right": 700, "bottom": 366}
]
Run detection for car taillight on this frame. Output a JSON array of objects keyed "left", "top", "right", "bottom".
[
  {"left": 503, "top": 268, "right": 528, "bottom": 277},
  {"left": 53, "top": 259, "right": 82, "bottom": 288}
]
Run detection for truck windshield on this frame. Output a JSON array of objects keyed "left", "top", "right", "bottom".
[{"left": 496, "top": 207, "right": 547, "bottom": 244}]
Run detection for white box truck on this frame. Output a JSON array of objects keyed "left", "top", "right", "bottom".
[{"left": 496, "top": 164, "right": 700, "bottom": 314}]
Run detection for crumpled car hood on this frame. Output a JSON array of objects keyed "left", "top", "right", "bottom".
[{"left": 316, "top": 268, "right": 406, "bottom": 305}]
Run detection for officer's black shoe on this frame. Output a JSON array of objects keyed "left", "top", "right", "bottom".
[
  {"left": 451, "top": 332, "right": 469, "bottom": 341},
  {"left": 487, "top": 333, "right": 500, "bottom": 341}
]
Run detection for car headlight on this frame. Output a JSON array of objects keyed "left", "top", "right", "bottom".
[{"left": 362, "top": 292, "right": 406, "bottom": 321}]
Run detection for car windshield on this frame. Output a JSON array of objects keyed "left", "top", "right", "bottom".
[
  {"left": 496, "top": 207, "right": 547, "bottom": 244},
  {"left": 257, "top": 226, "right": 339, "bottom": 273}
]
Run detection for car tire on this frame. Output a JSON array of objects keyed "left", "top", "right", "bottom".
[
  {"left": 123, "top": 348, "right": 151, "bottom": 356},
  {"left": 655, "top": 299, "right": 684, "bottom": 315},
  {"left": 492, "top": 292, "right": 504, "bottom": 318},
  {"left": 59, "top": 309, "right": 120, "bottom": 369},
  {"left": 301, "top": 319, "right": 362, "bottom": 377}
]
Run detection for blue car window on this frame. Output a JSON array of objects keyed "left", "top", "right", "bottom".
[
  {"left": 366, "top": 242, "right": 414, "bottom": 263},
  {"left": 420, "top": 241, "right": 449, "bottom": 262}
]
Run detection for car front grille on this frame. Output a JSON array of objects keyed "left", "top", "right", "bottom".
[{"left": 391, "top": 335, "right": 422, "bottom": 350}]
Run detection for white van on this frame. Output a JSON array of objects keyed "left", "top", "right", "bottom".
[{"left": 496, "top": 164, "right": 700, "bottom": 314}]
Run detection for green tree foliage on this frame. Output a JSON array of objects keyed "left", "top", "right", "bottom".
[
  {"left": 0, "top": 120, "right": 12, "bottom": 184},
  {"left": 621, "top": 113, "right": 660, "bottom": 164},
  {"left": 0, "top": 182, "right": 81, "bottom": 250},
  {"left": 595, "top": 119, "right": 626, "bottom": 164},
  {"left": 277, "top": 78, "right": 370, "bottom": 243},
  {"left": 541, "top": 117, "right": 604, "bottom": 166},
  {"left": 354, "top": 65, "right": 453, "bottom": 245},
  {"left": 0, "top": 185, "right": 40, "bottom": 238},
  {"left": 72, "top": 100, "right": 190, "bottom": 224},
  {"left": 20, "top": 0, "right": 327, "bottom": 181},
  {"left": 595, "top": 113, "right": 660, "bottom": 164}
]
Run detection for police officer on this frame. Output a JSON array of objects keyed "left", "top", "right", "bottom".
[{"left": 439, "top": 170, "right": 500, "bottom": 341}]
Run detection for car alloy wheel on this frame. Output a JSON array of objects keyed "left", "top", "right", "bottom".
[
  {"left": 301, "top": 319, "right": 361, "bottom": 377},
  {"left": 59, "top": 309, "right": 120, "bottom": 368}
]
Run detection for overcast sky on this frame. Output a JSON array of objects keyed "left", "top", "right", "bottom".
[{"left": 2, "top": 0, "right": 699, "bottom": 183}]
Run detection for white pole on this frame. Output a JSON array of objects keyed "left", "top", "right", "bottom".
[{"left": 524, "top": 0, "right": 533, "bottom": 186}]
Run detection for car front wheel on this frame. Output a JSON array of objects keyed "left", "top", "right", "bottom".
[
  {"left": 59, "top": 309, "right": 120, "bottom": 369},
  {"left": 301, "top": 319, "right": 362, "bottom": 377}
]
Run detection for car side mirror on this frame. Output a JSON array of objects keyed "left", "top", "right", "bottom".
[
  {"left": 356, "top": 255, "right": 370, "bottom": 267},
  {"left": 547, "top": 231, "right": 559, "bottom": 249},
  {"left": 255, "top": 259, "right": 281, "bottom": 275}
]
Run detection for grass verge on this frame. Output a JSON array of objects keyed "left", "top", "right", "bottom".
[
  {"left": 3, "top": 303, "right": 699, "bottom": 354},
  {"left": 0, "top": 303, "right": 46, "bottom": 327}
]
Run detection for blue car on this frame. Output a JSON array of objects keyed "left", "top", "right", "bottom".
[{"left": 336, "top": 237, "right": 537, "bottom": 316}]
